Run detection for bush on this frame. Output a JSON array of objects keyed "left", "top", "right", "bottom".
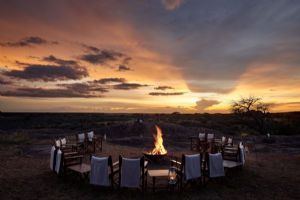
[{"left": 0, "top": 132, "right": 30, "bottom": 145}]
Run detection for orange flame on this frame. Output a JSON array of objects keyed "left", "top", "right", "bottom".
[{"left": 149, "top": 125, "right": 167, "bottom": 155}]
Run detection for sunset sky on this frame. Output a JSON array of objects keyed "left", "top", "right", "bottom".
[{"left": 0, "top": 0, "right": 300, "bottom": 113}]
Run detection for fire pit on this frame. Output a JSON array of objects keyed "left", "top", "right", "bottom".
[{"left": 143, "top": 125, "right": 167, "bottom": 162}]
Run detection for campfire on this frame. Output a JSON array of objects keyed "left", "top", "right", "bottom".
[{"left": 143, "top": 125, "right": 167, "bottom": 161}]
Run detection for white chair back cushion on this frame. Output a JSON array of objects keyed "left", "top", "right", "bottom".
[
  {"left": 90, "top": 156, "right": 110, "bottom": 186},
  {"left": 207, "top": 133, "right": 214, "bottom": 140},
  {"left": 55, "top": 140, "right": 61, "bottom": 147},
  {"left": 185, "top": 154, "right": 201, "bottom": 180},
  {"left": 198, "top": 133, "right": 205, "bottom": 139},
  {"left": 240, "top": 145, "right": 245, "bottom": 165},
  {"left": 78, "top": 133, "right": 85, "bottom": 143},
  {"left": 55, "top": 149, "right": 62, "bottom": 174},
  {"left": 87, "top": 131, "right": 94, "bottom": 142},
  {"left": 228, "top": 137, "right": 233, "bottom": 144},
  {"left": 61, "top": 138, "right": 67, "bottom": 145},
  {"left": 222, "top": 136, "right": 226, "bottom": 143},
  {"left": 121, "top": 158, "right": 141, "bottom": 188},
  {"left": 209, "top": 153, "right": 225, "bottom": 178}
]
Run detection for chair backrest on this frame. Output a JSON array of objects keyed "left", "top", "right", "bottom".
[
  {"left": 119, "top": 156, "right": 144, "bottom": 189},
  {"left": 55, "top": 149, "right": 62, "bottom": 174},
  {"left": 77, "top": 133, "right": 85, "bottom": 143},
  {"left": 87, "top": 131, "right": 94, "bottom": 142},
  {"left": 182, "top": 154, "right": 202, "bottom": 180},
  {"left": 239, "top": 143, "right": 245, "bottom": 165},
  {"left": 222, "top": 145, "right": 239, "bottom": 161},
  {"left": 199, "top": 133, "right": 206, "bottom": 140},
  {"left": 207, "top": 133, "right": 214, "bottom": 141},
  {"left": 208, "top": 153, "right": 225, "bottom": 178},
  {"left": 55, "top": 139, "right": 61, "bottom": 148},
  {"left": 50, "top": 146, "right": 57, "bottom": 171},
  {"left": 90, "top": 155, "right": 112, "bottom": 186},
  {"left": 221, "top": 136, "right": 226, "bottom": 144},
  {"left": 61, "top": 138, "right": 67, "bottom": 145}
]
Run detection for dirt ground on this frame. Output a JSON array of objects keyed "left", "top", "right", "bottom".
[{"left": 1, "top": 133, "right": 300, "bottom": 200}]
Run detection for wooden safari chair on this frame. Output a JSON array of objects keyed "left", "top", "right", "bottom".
[
  {"left": 90, "top": 155, "right": 118, "bottom": 188},
  {"left": 60, "top": 137, "right": 78, "bottom": 153},
  {"left": 203, "top": 152, "right": 225, "bottom": 184},
  {"left": 171, "top": 154, "right": 203, "bottom": 191},
  {"left": 63, "top": 152, "right": 90, "bottom": 180},
  {"left": 76, "top": 133, "right": 87, "bottom": 154},
  {"left": 190, "top": 136, "right": 199, "bottom": 151},
  {"left": 86, "top": 131, "right": 103, "bottom": 153},
  {"left": 118, "top": 156, "right": 148, "bottom": 191},
  {"left": 222, "top": 142, "right": 246, "bottom": 169},
  {"left": 222, "top": 145, "right": 239, "bottom": 162}
]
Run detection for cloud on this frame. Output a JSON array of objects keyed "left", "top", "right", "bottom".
[
  {"left": 43, "top": 55, "right": 78, "bottom": 66},
  {"left": 161, "top": 0, "right": 184, "bottom": 10},
  {"left": 187, "top": 81, "right": 234, "bottom": 94},
  {"left": 195, "top": 99, "right": 220, "bottom": 112},
  {"left": 149, "top": 92, "right": 184, "bottom": 96},
  {"left": 94, "top": 78, "right": 126, "bottom": 84},
  {"left": 3, "top": 64, "right": 88, "bottom": 81},
  {"left": 0, "top": 77, "right": 12, "bottom": 85},
  {"left": 117, "top": 65, "right": 131, "bottom": 71},
  {"left": 270, "top": 102, "right": 300, "bottom": 112},
  {"left": 80, "top": 50, "right": 124, "bottom": 65},
  {"left": 0, "top": 82, "right": 109, "bottom": 98},
  {"left": 0, "top": 87, "right": 102, "bottom": 98},
  {"left": 113, "top": 83, "right": 148, "bottom": 90},
  {"left": 59, "top": 82, "right": 109, "bottom": 93},
  {"left": 0, "top": 36, "right": 58, "bottom": 47},
  {"left": 122, "top": 57, "right": 132, "bottom": 65},
  {"left": 154, "top": 86, "right": 174, "bottom": 90},
  {"left": 82, "top": 44, "right": 100, "bottom": 53}
]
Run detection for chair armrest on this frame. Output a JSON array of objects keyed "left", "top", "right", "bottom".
[
  {"left": 112, "top": 161, "right": 119, "bottom": 174},
  {"left": 144, "top": 160, "right": 149, "bottom": 168},
  {"left": 64, "top": 152, "right": 79, "bottom": 156},
  {"left": 64, "top": 155, "right": 83, "bottom": 160},
  {"left": 170, "top": 159, "right": 182, "bottom": 166},
  {"left": 113, "top": 161, "right": 119, "bottom": 167}
]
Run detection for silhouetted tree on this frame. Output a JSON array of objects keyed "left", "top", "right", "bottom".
[{"left": 231, "top": 96, "right": 271, "bottom": 134}]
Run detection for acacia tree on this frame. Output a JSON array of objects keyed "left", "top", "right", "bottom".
[{"left": 231, "top": 96, "right": 271, "bottom": 134}]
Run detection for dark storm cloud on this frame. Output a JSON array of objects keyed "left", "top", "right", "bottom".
[
  {"left": 0, "top": 87, "right": 102, "bottom": 98},
  {"left": 154, "top": 86, "right": 174, "bottom": 90},
  {"left": 59, "top": 82, "right": 109, "bottom": 93},
  {"left": 113, "top": 83, "right": 148, "bottom": 90},
  {"left": 117, "top": 65, "right": 131, "bottom": 71},
  {"left": 149, "top": 92, "right": 184, "bottom": 96},
  {"left": 0, "top": 36, "right": 58, "bottom": 47},
  {"left": 3, "top": 64, "right": 88, "bottom": 81},
  {"left": 43, "top": 55, "right": 78, "bottom": 66},
  {"left": 94, "top": 78, "right": 126, "bottom": 84},
  {"left": 80, "top": 50, "right": 124, "bottom": 65}
]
